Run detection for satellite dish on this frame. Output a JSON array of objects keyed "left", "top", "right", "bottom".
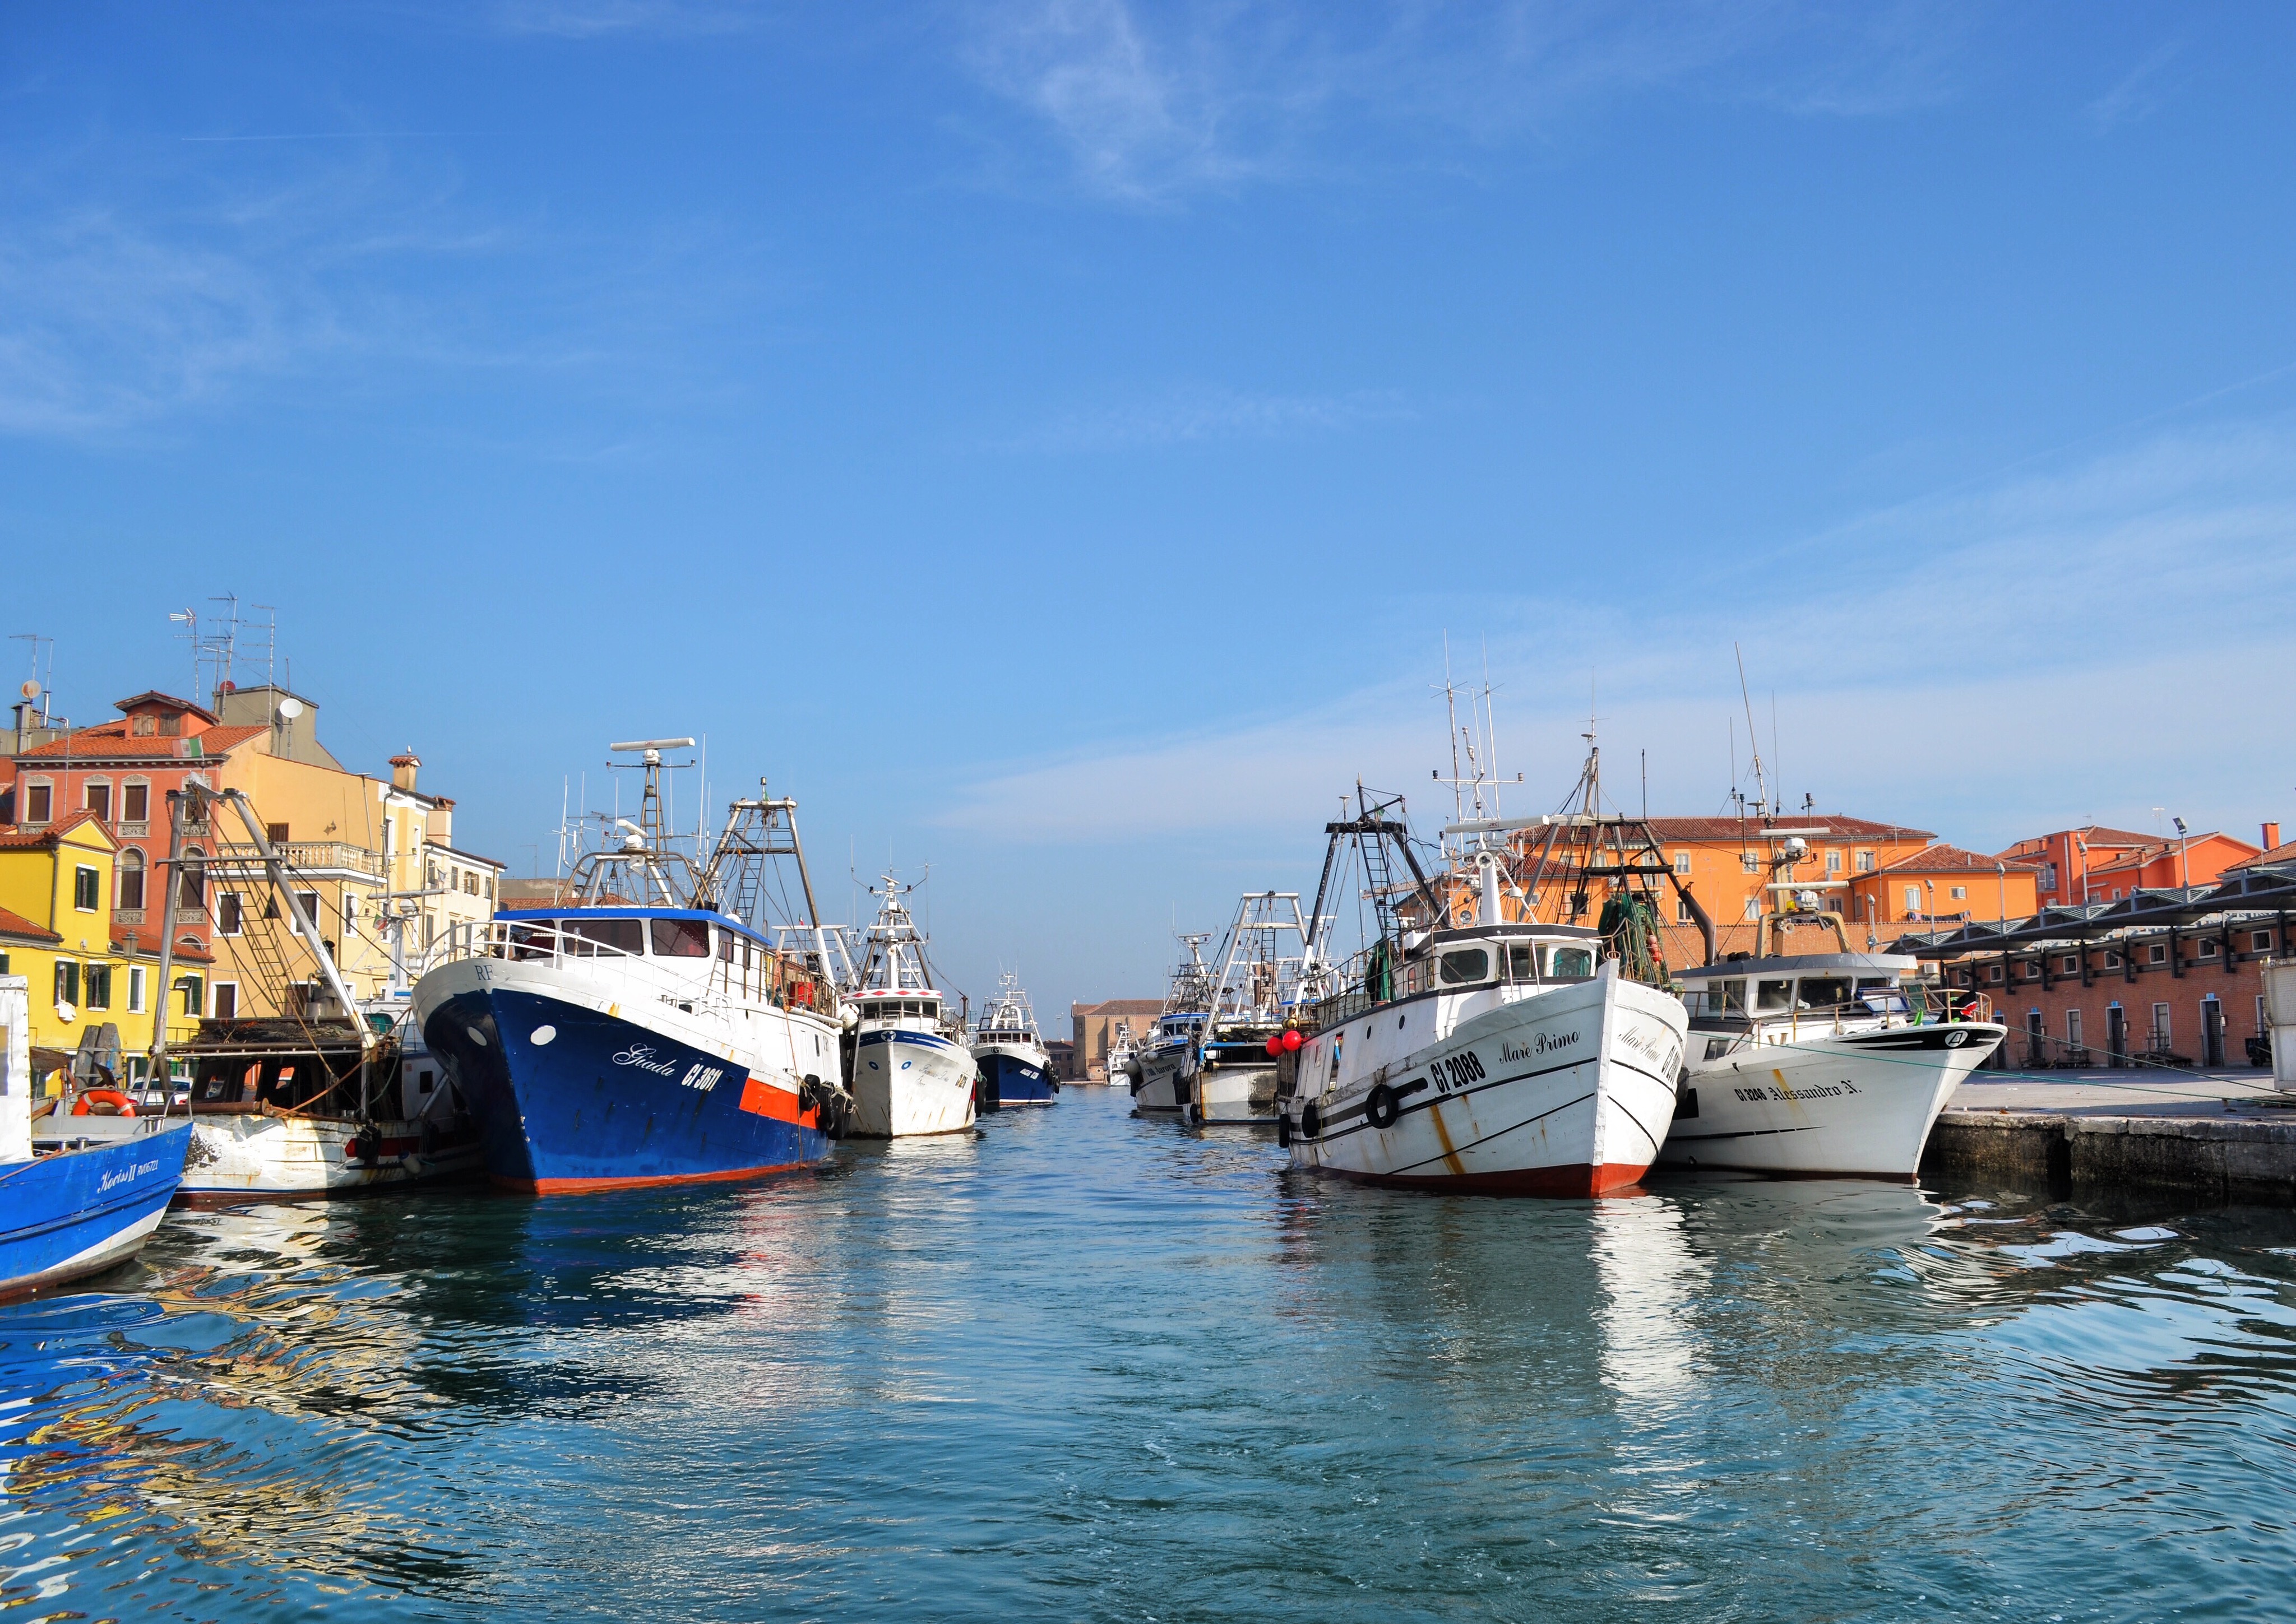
[
  {"left": 276, "top": 697, "right": 305, "bottom": 720},
  {"left": 17, "top": 680, "right": 38, "bottom": 700}
]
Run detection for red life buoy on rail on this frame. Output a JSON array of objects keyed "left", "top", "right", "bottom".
[{"left": 71, "top": 1089, "right": 137, "bottom": 1117}]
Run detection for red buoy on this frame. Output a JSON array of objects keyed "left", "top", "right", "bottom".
[
  {"left": 1281, "top": 1029, "right": 1304, "bottom": 1053},
  {"left": 1265, "top": 1036, "right": 1283, "bottom": 1057}
]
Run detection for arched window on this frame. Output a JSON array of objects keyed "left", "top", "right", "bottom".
[
  {"left": 118, "top": 849, "right": 146, "bottom": 912},
  {"left": 179, "top": 845, "right": 206, "bottom": 910}
]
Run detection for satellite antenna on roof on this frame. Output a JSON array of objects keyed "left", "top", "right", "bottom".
[
  {"left": 18, "top": 680, "right": 36, "bottom": 701},
  {"left": 276, "top": 697, "right": 304, "bottom": 720}
]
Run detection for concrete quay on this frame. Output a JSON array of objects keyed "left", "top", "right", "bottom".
[{"left": 1922, "top": 1068, "right": 2296, "bottom": 1205}]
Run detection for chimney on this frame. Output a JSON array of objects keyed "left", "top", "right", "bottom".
[
  {"left": 390, "top": 752, "right": 420, "bottom": 792},
  {"left": 2266, "top": 822, "right": 2282, "bottom": 852}
]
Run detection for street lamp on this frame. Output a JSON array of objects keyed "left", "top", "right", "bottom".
[{"left": 2172, "top": 816, "right": 2191, "bottom": 891}]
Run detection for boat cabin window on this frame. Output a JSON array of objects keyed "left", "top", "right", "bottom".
[
  {"left": 1545, "top": 946, "right": 1595, "bottom": 980},
  {"left": 1697, "top": 979, "right": 1747, "bottom": 1018},
  {"left": 1507, "top": 945, "right": 1536, "bottom": 981},
  {"left": 563, "top": 917, "right": 644, "bottom": 956},
  {"left": 651, "top": 918, "right": 711, "bottom": 958},
  {"left": 1439, "top": 947, "right": 1491, "bottom": 986},
  {"left": 1756, "top": 978, "right": 1794, "bottom": 1013},
  {"left": 508, "top": 922, "right": 556, "bottom": 961},
  {"left": 1797, "top": 975, "right": 1853, "bottom": 1010},
  {"left": 1855, "top": 976, "right": 1897, "bottom": 995}
]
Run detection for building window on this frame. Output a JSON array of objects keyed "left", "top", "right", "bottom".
[
  {"left": 128, "top": 965, "right": 146, "bottom": 1013},
  {"left": 84, "top": 963, "right": 111, "bottom": 1010},
  {"left": 2059, "top": 954, "right": 2079, "bottom": 973},
  {"left": 2200, "top": 938, "right": 2219, "bottom": 959},
  {"left": 1904, "top": 885, "right": 1922, "bottom": 915},
  {"left": 2106, "top": 950, "right": 2124, "bottom": 968},
  {"left": 214, "top": 982, "right": 239, "bottom": 1020},
  {"left": 118, "top": 850, "right": 145, "bottom": 911},
  {"left": 122, "top": 780, "right": 149, "bottom": 824},
  {"left": 2254, "top": 930, "right": 2276, "bottom": 953},
  {"left": 1673, "top": 852, "right": 1692, "bottom": 875},
  {"left": 1825, "top": 850, "right": 1842, "bottom": 874},
  {"left": 2147, "top": 942, "right": 2168, "bottom": 966},
  {"left": 1676, "top": 896, "right": 1692, "bottom": 924},
  {"left": 2023, "top": 961, "right": 2040, "bottom": 979},
  {"left": 130, "top": 713, "right": 156, "bottom": 737},
  {"left": 2067, "top": 1008, "right": 2084, "bottom": 1055},
  {"left": 23, "top": 781, "right": 51, "bottom": 824},
  {"left": 1742, "top": 898, "right": 1760, "bottom": 921},
  {"left": 54, "top": 960, "right": 78, "bottom": 1006},
  {"left": 293, "top": 889, "right": 321, "bottom": 930},
  {"left": 2040, "top": 862, "right": 2058, "bottom": 892},
  {"left": 217, "top": 892, "right": 243, "bottom": 935},
  {"left": 84, "top": 780, "right": 112, "bottom": 820},
  {"left": 1741, "top": 853, "right": 1760, "bottom": 874},
  {"left": 1856, "top": 851, "right": 1875, "bottom": 873},
  {"left": 73, "top": 865, "right": 100, "bottom": 911},
  {"left": 180, "top": 847, "right": 206, "bottom": 908},
  {"left": 2151, "top": 1002, "right": 2172, "bottom": 1049},
  {"left": 1949, "top": 885, "right": 1968, "bottom": 902},
  {"left": 266, "top": 822, "right": 290, "bottom": 846},
  {"left": 158, "top": 714, "right": 181, "bottom": 737},
  {"left": 180, "top": 975, "right": 203, "bottom": 1016}
]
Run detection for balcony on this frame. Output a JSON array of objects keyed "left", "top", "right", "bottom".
[{"left": 210, "top": 840, "right": 387, "bottom": 880}]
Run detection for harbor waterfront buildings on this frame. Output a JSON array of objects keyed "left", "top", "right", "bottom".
[
  {"left": 1070, "top": 997, "right": 1160, "bottom": 1081},
  {"left": 1, "top": 675, "right": 500, "bottom": 1063}
]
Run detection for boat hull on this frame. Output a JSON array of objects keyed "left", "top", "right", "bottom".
[
  {"left": 852, "top": 1029, "right": 976, "bottom": 1137},
  {"left": 973, "top": 1043, "right": 1057, "bottom": 1109},
  {"left": 1133, "top": 1043, "right": 1187, "bottom": 1114},
  {"left": 1659, "top": 1022, "right": 2006, "bottom": 1179},
  {"left": 415, "top": 963, "right": 836, "bottom": 1193},
  {"left": 1187, "top": 1057, "right": 1279, "bottom": 1124},
  {"left": 0, "top": 1124, "right": 191, "bottom": 1300},
  {"left": 1286, "top": 972, "right": 1687, "bottom": 1197}
]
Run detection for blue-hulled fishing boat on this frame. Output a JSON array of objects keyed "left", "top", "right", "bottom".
[{"left": 1, "top": 977, "right": 192, "bottom": 1300}]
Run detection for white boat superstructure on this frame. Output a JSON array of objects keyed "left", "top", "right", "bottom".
[
  {"left": 1101, "top": 1020, "right": 1138, "bottom": 1087},
  {"left": 848, "top": 874, "right": 977, "bottom": 1138},
  {"left": 1661, "top": 949, "right": 2003, "bottom": 1179}
]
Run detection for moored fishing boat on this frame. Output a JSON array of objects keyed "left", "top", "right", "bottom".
[
  {"left": 1277, "top": 797, "right": 1689, "bottom": 1196},
  {"left": 1660, "top": 903, "right": 2004, "bottom": 1177},
  {"left": 846, "top": 874, "right": 976, "bottom": 1137},
  {"left": 1131, "top": 933, "right": 1211, "bottom": 1116},
  {"left": 1178, "top": 892, "right": 1312, "bottom": 1125},
  {"left": 2, "top": 976, "right": 192, "bottom": 1300},
  {"left": 971, "top": 973, "right": 1057, "bottom": 1109},
  {"left": 1102, "top": 1020, "right": 1138, "bottom": 1087},
  {"left": 413, "top": 745, "right": 854, "bottom": 1192}
]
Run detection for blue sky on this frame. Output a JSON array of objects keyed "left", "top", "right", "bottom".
[{"left": 4, "top": 2, "right": 2293, "bottom": 1018}]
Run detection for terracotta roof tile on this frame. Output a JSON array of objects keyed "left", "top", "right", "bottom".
[
  {"left": 13, "top": 723, "right": 266, "bottom": 761},
  {"left": 1642, "top": 815, "right": 1937, "bottom": 842},
  {"left": 0, "top": 905, "right": 61, "bottom": 944},
  {"left": 1878, "top": 844, "right": 2041, "bottom": 874},
  {"left": 0, "top": 810, "right": 108, "bottom": 848}
]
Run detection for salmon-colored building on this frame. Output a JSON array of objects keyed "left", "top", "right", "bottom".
[{"left": 1996, "top": 824, "right": 2272, "bottom": 906}]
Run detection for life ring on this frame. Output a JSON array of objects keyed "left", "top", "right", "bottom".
[{"left": 71, "top": 1089, "right": 136, "bottom": 1117}]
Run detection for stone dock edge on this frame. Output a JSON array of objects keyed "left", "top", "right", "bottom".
[{"left": 1923, "top": 1110, "right": 2296, "bottom": 1205}]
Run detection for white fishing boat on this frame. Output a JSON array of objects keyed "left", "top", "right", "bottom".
[
  {"left": 1277, "top": 799, "right": 1689, "bottom": 1196},
  {"left": 1102, "top": 1020, "right": 1138, "bottom": 1087},
  {"left": 1660, "top": 902, "right": 2004, "bottom": 1178},
  {"left": 971, "top": 973, "right": 1057, "bottom": 1108},
  {"left": 847, "top": 874, "right": 977, "bottom": 1137},
  {"left": 1131, "top": 933, "right": 1211, "bottom": 1116},
  {"left": 1178, "top": 892, "right": 1312, "bottom": 1125}
]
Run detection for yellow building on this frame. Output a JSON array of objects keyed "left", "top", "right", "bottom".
[{"left": 0, "top": 810, "right": 204, "bottom": 1078}]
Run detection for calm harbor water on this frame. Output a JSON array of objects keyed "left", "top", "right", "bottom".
[{"left": 6, "top": 1087, "right": 2296, "bottom": 1622}]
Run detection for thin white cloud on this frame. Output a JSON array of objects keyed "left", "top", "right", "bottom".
[
  {"left": 1000, "top": 385, "right": 1413, "bottom": 451},
  {"left": 2085, "top": 42, "right": 2181, "bottom": 136},
  {"left": 940, "top": 415, "right": 2296, "bottom": 847},
  {"left": 956, "top": 0, "right": 1979, "bottom": 201}
]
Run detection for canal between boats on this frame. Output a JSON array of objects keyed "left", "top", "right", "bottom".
[{"left": 6, "top": 1085, "right": 2296, "bottom": 1621}]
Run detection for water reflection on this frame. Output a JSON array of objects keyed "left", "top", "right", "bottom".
[{"left": 6, "top": 1093, "right": 2296, "bottom": 1621}]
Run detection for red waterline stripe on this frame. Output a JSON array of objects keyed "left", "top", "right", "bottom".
[{"left": 496, "top": 1159, "right": 813, "bottom": 1195}]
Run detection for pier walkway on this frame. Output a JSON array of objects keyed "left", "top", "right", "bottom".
[{"left": 1926, "top": 1066, "right": 2296, "bottom": 1204}]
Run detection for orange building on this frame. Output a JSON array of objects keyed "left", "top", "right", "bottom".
[
  {"left": 1851, "top": 844, "right": 2042, "bottom": 936},
  {"left": 1996, "top": 824, "right": 2270, "bottom": 907}
]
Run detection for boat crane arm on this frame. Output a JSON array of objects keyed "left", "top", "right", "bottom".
[{"left": 218, "top": 788, "right": 377, "bottom": 1053}]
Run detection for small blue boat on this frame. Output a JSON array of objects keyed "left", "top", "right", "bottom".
[
  {"left": 0, "top": 1122, "right": 192, "bottom": 1302},
  {"left": 970, "top": 973, "right": 1058, "bottom": 1110}
]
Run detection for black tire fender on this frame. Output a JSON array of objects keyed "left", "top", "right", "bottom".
[
  {"left": 1365, "top": 1083, "right": 1401, "bottom": 1130},
  {"left": 1276, "top": 1108, "right": 1292, "bottom": 1148},
  {"left": 1299, "top": 1101, "right": 1322, "bottom": 1140}
]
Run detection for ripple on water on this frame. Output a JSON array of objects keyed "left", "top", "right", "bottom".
[{"left": 6, "top": 1093, "right": 2296, "bottom": 1621}]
